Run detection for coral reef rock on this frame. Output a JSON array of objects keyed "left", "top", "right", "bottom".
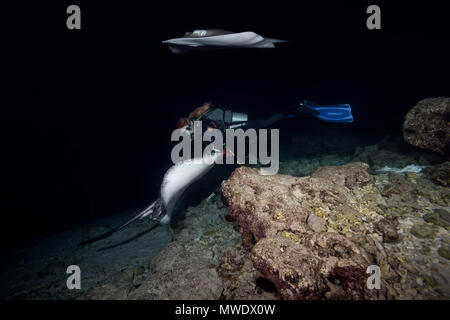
[
  {"left": 140, "top": 195, "right": 237, "bottom": 299},
  {"left": 216, "top": 244, "right": 278, "bottom": 300},
  {"left": 351, "top": 138, "right": 421, "bottom": 171},
  {"left": 427, "top": 161, "right": 450, "bottom": 188},
  {"left": 81, "top": 191, "right": 277, "bottom": 300},
  {"left": 251, "top": 233, "right": 372, "bottom": 299},
  {"left": 127, "top": 241, "right": 224, "bottom": 299},
  {"left": 403, "top": 97, "right": 450, "bottom": 158},
  {"left": 222, "top": 162, "right": 450, "bottom": 300}
]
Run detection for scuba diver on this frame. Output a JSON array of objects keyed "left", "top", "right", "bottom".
[
  {"left": 176, "top": 100, "right": 353, "bottom": 135},
  {"left": 79, "top": 100, "right": 353, "bottom": 245}
]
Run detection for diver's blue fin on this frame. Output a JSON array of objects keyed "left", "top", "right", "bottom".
[{"left": 300, "top": 100, "right": 354, "bottom": 123}]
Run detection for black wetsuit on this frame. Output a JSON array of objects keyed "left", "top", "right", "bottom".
[
  {"left": 197, "top": 107, "right": 297, "bottom": 133},
  {"left": 245, "top": 113, "right": 288, "bottom": 129}
]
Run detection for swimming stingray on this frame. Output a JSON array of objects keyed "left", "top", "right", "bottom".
[
  {"left": 163, "top": 29, "right": 287, "bottom": 54},
  {"left": 79, "top": 150, "right": 222, "bottom": 245}
]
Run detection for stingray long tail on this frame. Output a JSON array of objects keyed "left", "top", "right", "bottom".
[{"left": 78, "top": 199, "right": 162, "bottom": 246}]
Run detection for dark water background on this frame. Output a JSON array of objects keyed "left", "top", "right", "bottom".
[{"left": 1, "top": 1, "right": 449, "bottom": 247}]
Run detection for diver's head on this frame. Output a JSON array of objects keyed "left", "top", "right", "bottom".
[
  {"left": 176, "top": 117, "right": 193, "bottom": 137},
  {"left": 176, "top": 117, "right": 189, "bottom": 129},
  {"left": 175, "top": 102, "right": 212, "bottom": 133}
]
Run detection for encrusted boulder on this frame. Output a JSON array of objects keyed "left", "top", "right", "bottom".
[
  {"left": 217, "top": 244, "right": 277, "bottom": 299},
  {"left": 251, "top": 233, "right": 372, "bottom": 299},
  {"left": 221, "top": 166, "right": 311, "bottom": 247},
  {"left": 222, "top": 163, "right": 375, "bottom": 299},
  {"left": 221, "top": 160, "right": 450, "bottom": 299},
  {"left": 221, "top": 163, "right": 372, "bottom": 248},
  {"left": 403, "top": 97, "right": 450, "bottom": 158}
]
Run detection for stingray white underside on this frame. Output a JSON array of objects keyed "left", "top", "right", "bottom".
[
  {"left": 80, "top": 152, "right": 223, "bottom": 243},
  {"left": 142, "top": 151, "right": 222, "bottom": 223}
]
